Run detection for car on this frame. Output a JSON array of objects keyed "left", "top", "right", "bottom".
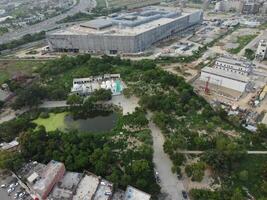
[
  {"left": 182, "top": 190, "right": 188, "bottom": 199},
  {"left": 9, "top": 183, "right": 15, "bottom": 188},
  {"left": 177, "top": 174, "right": 181, "bottom": 179},
  {"left": 104, "top": 192, "right": 112, "bottom": 195},
  {"left": 14, "top": 182, "right": 19, "bottom": 188},
  {"left": 1, "top": 184, "right": 7, "bottom": 188},
  {"left": 19, "top": 192, "right": 26, "bottom": 198},
  {"left": 14, "top": 192, "right": 20, "bottom": 199},
  {"left": 7, "top": 187, "right": 15, "bottom": 194}
]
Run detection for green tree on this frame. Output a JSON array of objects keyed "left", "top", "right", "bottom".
[
  {"left": 67, "top": 94, "right": 83, "bottom": 106},
  {"left": 238, "top": 170, "right": 248, "bottom": 182},
  {"left": 230, "top": 188, "right": 244, "bottom": 200}
]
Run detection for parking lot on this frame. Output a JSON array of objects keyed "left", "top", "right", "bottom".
[{"left": 0, "top": 173, "right": 31, "bottom": 200}]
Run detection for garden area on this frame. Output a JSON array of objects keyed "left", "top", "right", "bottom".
[{"left": 1, "top": 55, "right": 267, "bottom": 199}]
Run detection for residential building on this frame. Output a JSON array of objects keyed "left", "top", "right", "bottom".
[
  {"left": 32, "top": 160, "right": 66, "bottom": 200},
  {"left": 256, "top": 40, "right": 267, "bottom": 61},
  {"left": 124, "top": 186, "right": 151, "bottom": 200}
]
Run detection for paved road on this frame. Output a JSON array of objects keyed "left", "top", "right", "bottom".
[
  {"left": 178, "top": 150, "right": 267, "bottom": 155},
  {"left": 39, "top": 100, "right": 68, "bottom": 108},
  {"left": 0, "top": 0, "right": 95, "bottom": 44},
  {"left": 238, "top": 30, "right": 267, "bottom": 56},
  {"left": 147, "top": 113, "right": 186, "bottom": 200}
]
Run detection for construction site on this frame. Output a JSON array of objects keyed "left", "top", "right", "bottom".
[{"left": 192, "top": 55, "right": 267, "bottom": 131}]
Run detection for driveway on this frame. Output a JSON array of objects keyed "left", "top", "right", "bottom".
[{"left": 147, "top": 113, "right": 186, "bottom": 200}]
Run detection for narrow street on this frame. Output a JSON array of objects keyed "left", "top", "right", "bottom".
[{"left": 147, "top": 113, "right": 186, "bottom": 200}]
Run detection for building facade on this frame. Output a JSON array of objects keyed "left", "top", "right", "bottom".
[
  {"left": 200, "top": 67, "right": 249, "bottom": 92},
  {"left": 214, "top": 56, "right": 252, "bottom": 76},
  {"left": 47, "top": 7, "right": 203, "bottom": 54},
  {"left": 256, "top": 40, "right": 267, "bottom": 61}
]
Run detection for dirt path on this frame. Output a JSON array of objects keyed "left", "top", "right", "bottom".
[{"left": 147, "top": 113, "right": 186, "bottom": 200}]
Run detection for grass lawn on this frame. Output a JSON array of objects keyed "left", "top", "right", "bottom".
[
  {"left": 231, "top": 154, "right": 267, "bottom": 198},
  {"left": 0, "top": 60, "right": 45, "bottom": 84},
  {"left": 228, "top": 34, "right": 258, "bottom": 54},
  {"left": 33, "top": 112, "right": 68, "bottom": 132}
]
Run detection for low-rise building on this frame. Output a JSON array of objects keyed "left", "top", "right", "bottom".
[
  {"left": 73, "top": 172, "right": 100, "bottom": 200},
  {"left": 256, "top": 40, "right": 267, "bottom": 61},
  {"left": 32, "top": 160, "right": 66, "bottom": 200},
  {"left": 124, "top": 186, "right": 151, "bottom": 200},
  {"left": 18, "top": 160, "right": 151, "bottom": 200},
  {"left": 0, "top": 140, "right": 19, "bottom": 151},
  {"left": 48, "top": 172, "right": 83, "bottom": 200},
  {"left": 71, "top": 74, "right": 123, "bottom": 96}
]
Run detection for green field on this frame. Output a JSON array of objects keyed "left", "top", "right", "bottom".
[
  {"left": 0, "top": 60, "right": 45, "bottom": 84},
  {"left": 228, "top": 34, "right": 258, "bottom": 54},
  {"left": 33, "top": 112, "right": 68, "bottom": 132}
]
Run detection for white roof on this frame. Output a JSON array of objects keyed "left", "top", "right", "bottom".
[
  {"left": 216, "top": 56, "right": 251, "bottom": 68},
  {"left": 124, "top": 186, "right": 151, "bottom": 200},
  {"left": 1, "top": 140, "right": 19, "bottom": 150},
  {"left": 201, "top": 66, "right": 249, "bottom": 83},
  {"left": 27, "top": 172, "right": 39, "bottom": 184},
  {"left": 73, "top": 174, "right": 100, "bottom": 200}
]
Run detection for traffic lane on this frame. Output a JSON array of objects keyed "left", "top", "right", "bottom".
[
  {"left": 0, "top": 0, "right": 92, "bottom": 44},
  {"left": 0, "top": 188, "right": 12, "bottom": 200}
]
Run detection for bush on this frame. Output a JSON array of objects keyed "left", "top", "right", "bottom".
[
  {"left": 39, "top": 112, "right": 49, "bottom": 119},
  {"left": 185, "top": 161, "right": 206, "bottom": 182}
]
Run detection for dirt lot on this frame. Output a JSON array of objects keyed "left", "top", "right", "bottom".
[{"left": 0, "top": 60, "right": 45, "bottom": 84}]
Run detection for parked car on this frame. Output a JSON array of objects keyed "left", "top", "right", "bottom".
[
  {"left": 19, "top": 191, "right": 26, "bottom": 198},
  {"left": 14, "top": 192, "right": 20, "bottom": 199},
  {"left": 1, "top": 184, "right": 7, "bottom": 188},
  {"left": 182, "top": 190, "right": 188, "bottom": 199},
  {"left": 7, "top": 187, "right": 15, "bottom": 194}
]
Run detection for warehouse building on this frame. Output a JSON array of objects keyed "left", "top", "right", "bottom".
[
  {"left": 47, "top": 7, "right": 203, "bottom": 54},
  {"left": 214, "top": 56, "right": 253, "bottom": 76},
  {"left": 200, "top": 66, "right": 249, "bottom": 93}
]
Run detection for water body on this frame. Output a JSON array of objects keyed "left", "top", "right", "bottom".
[
  {"left": 33, "top": 111, "right": 117, "bottom": 132},
  {"left": 64, "top": 112, "right": 117, "bottom": 132}
]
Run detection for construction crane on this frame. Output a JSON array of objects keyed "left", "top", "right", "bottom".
[{"left": 205, "top": 77, "right": 210, "bottom": 95}]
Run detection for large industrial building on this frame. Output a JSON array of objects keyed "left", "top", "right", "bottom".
[
  {"left": 47, "top": 7, "right": 203, "bottom": 54},
  {"left": 198, "top": 56, "right": 252, "bottom": 99}
]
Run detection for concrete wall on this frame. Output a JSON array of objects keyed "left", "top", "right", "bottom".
[{"left": 200, "top": 71, "right": 247, "bottom": 92}]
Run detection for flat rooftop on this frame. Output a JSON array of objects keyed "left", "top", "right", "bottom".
[
  {"left": 201, "top": 66, "right": 250, "bottom": 83},
  {"left": 73, "top": 173, "right": 100, "bottom": 200},
  {"left": 124, "top": 186, "right": 151, "bottom": 200},
  {"left": 216, "top": 56, "right": 251, "bottom": 68},
  {"left": 49, "top": 7, "right": 202, "bottom": 37},
  {"left": 93, "top": 179, "right": 113, "bottom": 200},
  {"left": 49, "top": 172, "right": 83, "bottom": 200}
]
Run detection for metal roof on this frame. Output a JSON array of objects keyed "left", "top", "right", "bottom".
[{"left": 201, "top": 66, "right": 249, "bottom": 83}]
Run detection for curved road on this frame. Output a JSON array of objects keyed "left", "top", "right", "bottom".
[
  {"left": 147, "top": 112, "right": 186, "bottom": 200},
  {"left": 0, "top": 0, "right": 95, "bottom": 44}
]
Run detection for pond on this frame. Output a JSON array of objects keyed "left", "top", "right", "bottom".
[{"left": 33, "top": 111, "right": 117, "bottom": 132}]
